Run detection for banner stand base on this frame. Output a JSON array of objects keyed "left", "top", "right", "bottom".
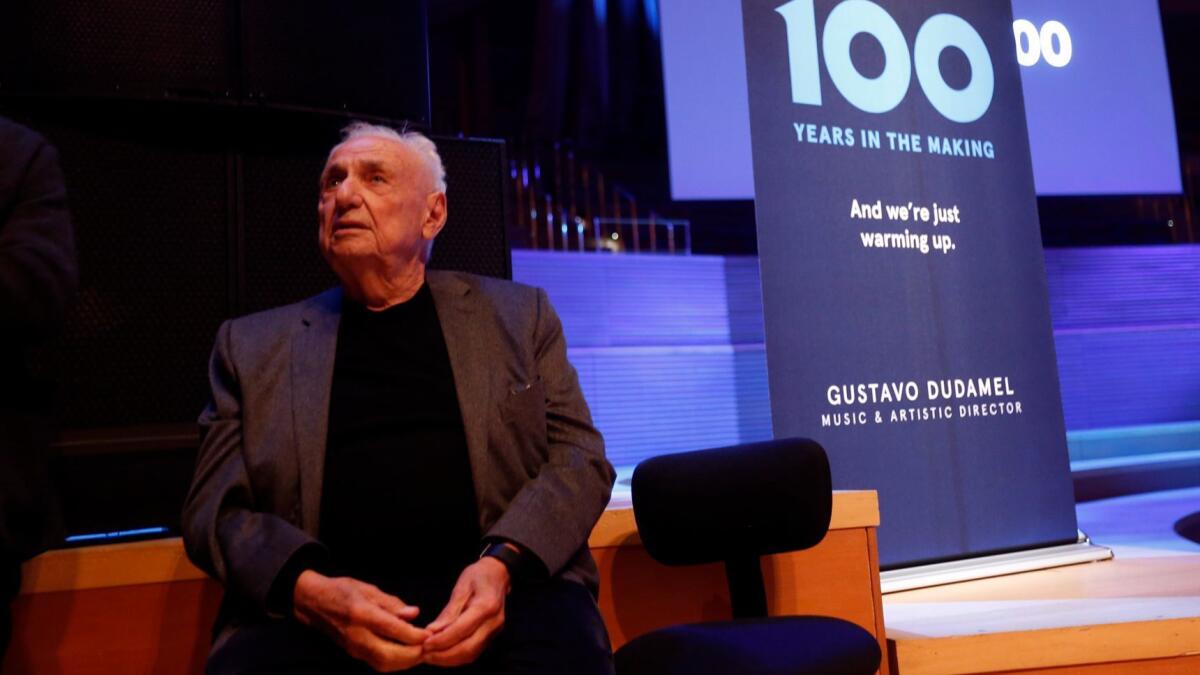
[{"left": 880, "top": 531, "right": 1113, "bottom": 594}]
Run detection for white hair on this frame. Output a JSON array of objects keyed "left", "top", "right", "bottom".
[{"left": 335, "top": 121, "right": 447, "bottom": 193}]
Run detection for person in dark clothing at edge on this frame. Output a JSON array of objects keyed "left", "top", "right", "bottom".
[
  {"left": 0, "top": 117, "right": 77, "bottom": 660},
  {"left": 182, "top": 122, "right": 616, "bottom": 674}
]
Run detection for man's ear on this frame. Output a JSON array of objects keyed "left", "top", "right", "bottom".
[{"left": 423, "top": 191, "right": 448, "bottom": 240}]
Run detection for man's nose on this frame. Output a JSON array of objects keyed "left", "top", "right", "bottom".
[{"left": 334, "top": 177, "right": 363, "bottom": 211}]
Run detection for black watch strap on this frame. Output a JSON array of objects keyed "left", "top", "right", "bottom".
[{"left": 480, "top": 541, "right": 524, "bottom": 576}]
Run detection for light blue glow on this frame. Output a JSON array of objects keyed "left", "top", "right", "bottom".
[
  {"left": 66, "top": 526, "right": 168, "bottom": 543},
  {"left": 643, "top": 0, "right": 659, "bottom": 34}
]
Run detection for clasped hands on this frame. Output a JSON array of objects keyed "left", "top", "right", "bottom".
[{"left": 293, "top": 555, "right": 511, "bottom": 672}]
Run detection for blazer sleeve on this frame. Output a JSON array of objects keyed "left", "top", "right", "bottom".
[
  {"left": 182, "top": 319, "right": 322, "bottom": 617},
  {"left": 0, "top": 135, "right": 77, "bottom": 337},
  {"left": 483, "top": 288, "right": 615, "bottom": 576}
]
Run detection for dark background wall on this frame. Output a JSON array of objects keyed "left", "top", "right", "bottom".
[{"left": 0, "top": 0, "right": 516, "bottom": 540}]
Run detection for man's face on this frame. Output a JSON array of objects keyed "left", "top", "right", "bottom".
[{"left": 317, "top": 135, "right": 445, "bottom": 278}]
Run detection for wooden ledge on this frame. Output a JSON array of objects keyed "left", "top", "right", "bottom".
[
  {"left": 21, "top": 490, "right": 879, "bottom": 594},
  {"left": 20, "top": 537, "right": 206, "bottom": 595}
]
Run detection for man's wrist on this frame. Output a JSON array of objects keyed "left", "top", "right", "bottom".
[
  {"left": 292, "top": 569, "right": 329, "bottom": 623},
  {"left": 479, "top": 541, "right": 524, "bottom": 578},
  {"left": 269, "top": 544, "right": 331, "bottom": 618}
]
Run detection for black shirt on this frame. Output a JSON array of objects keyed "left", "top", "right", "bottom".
[{"left": 319, "top": 283, "right": 481, "bottom": 624}]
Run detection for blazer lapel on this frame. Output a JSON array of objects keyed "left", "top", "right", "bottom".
[
  {"left": 292, "top": 287, "right": 342, "bottom": 535},
  {"left": 428, "top": 271, "right": 494, "bottom": 506}
]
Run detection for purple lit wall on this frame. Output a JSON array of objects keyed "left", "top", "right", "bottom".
[
  {"left": 515, "top": 246, "right": 1200, "bottom": 468},
  {"left": 512, "top": 251, "right": 770, "bottom": 468},
  {"left": 1016, "top": 0, "right": 1181, "bottom": 195},
  {"left": 1045, "top": 245, "right": 1200, "bottom": 428}
]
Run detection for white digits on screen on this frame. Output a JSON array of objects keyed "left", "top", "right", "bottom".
[
  {"left": 1013, "top": 19, "right": 1072, "bottom": 68},
  {"left": 776, "top": 0, "right": 994, "bottom": 123}
]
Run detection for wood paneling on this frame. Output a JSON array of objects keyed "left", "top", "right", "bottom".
[
  {"left": 885, "top": 488, "right": 1200, "bottom": 675},
  {"left": 993, "top": 654, "right": 1200, "bottom": 675},
  {"left": 4, "top": 580, "right": 221, "bottom": 675},
  {"left": 7, "top": 491, "right": 885, "bottom": 674},
  {"left": 888, "top": 618, "right": 1200, "bottom": 675}
]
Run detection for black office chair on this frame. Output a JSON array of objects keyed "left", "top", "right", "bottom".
[{"left": 614, "top": 438, "right": 882, "bottom": 675}]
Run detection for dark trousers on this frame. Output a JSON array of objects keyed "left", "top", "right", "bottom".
[
  {"left": 207, "top": 578, "right": 614, "bottom": 675},
  {"left": 0, "top": 555, "right": 19, "bottom": 662}
]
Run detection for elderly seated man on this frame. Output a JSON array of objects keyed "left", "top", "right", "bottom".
[{"left": 183, "top": 122, "right": 616, "bottom": 674}]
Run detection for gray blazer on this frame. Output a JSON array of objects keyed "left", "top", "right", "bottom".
[{"left": 182, "top": 270, "right": 615, "bottom": 633}]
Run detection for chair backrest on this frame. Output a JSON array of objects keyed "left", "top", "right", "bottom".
[
  {"left": 631, "top": 438, "right": 833, "bottom": 566},
  {"left": 630, "top": 438, "right": 834, "bottom": 617}
]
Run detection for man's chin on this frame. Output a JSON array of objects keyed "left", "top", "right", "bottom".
[
  {"left": 328, "top": 228, "right": 372, "bottom": 245},
  {"left": 322, "top": 241, "right": 375, "bottom": 271},
  {"left": 324, "top": 236, "right": 372, "bottom": 256}
]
